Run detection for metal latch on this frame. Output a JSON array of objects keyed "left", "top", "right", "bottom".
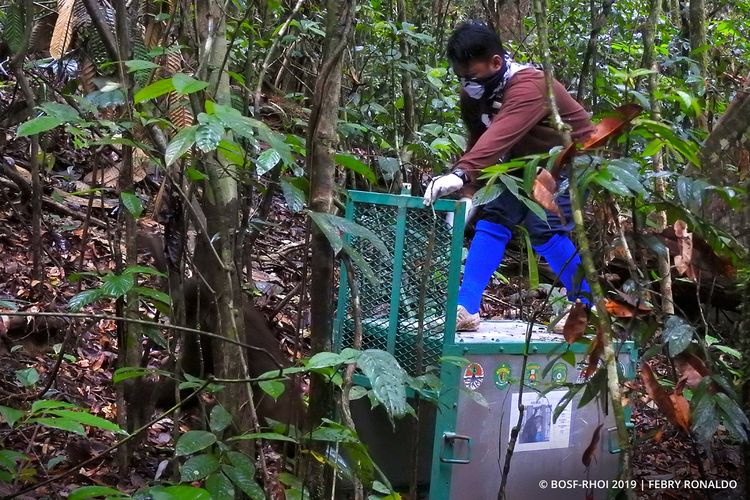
[{"left": 440, "top": 432, "right": 472, "bottom": 464}]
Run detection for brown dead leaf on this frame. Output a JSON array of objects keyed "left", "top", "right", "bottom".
[
  {"left": 673, "top": 352, "right": 710, "bottom": 388},
  {"left": 583, "top": 327, "right": 604, "bottom": 379},
  {"left": 563, "top": 301, "right": 588, "bottom": 344},
  {"left": 603, "top": 298, "right": 636, "bottom": 318},
  {"left": 641, "top": 363, "right": 690, "bottom": 434},
  {"left": 582, "top": 103, "right": 643, "bottom": 150},
  {"left": 532, "top": 168, "right": 563, "bottom": 217},
  {"left": 582, "top": 423, "right": 604, "bottom": 467}
]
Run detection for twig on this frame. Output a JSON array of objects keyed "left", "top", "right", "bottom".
[
  {"left": 0, "top": 311, "right": 283, "bottom": 370},
  {"left": 5, "top": 378, "right": 213, "bottom": 499}
]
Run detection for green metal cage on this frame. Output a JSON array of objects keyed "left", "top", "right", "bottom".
[{"left": 333, "top": 190, "right": 467, "bottom": 376}]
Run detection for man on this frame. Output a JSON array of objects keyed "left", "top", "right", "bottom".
[{"left": 423, "top": 21, "right": 595, "bottom": 331}]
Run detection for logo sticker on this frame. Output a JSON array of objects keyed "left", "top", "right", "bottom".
[
  {"left": 525, "top": 363, "right": 541, "bottom": 386},
  {"left": 550, "top": 363, "right": 568, "bottom": 384},
  {"left": 463, "top": 363, "right": 485, "bottom": 390},
  {"left": 494, "top": 363, "right": 512, "bottom": 389}
]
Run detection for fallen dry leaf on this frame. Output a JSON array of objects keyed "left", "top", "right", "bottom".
[
  {"left": 563, "top": 301, "right": 588, "bottom": 344},
  {"left": 641, "top": 363, "right": 690, "bottom": 434},
  {"left": 582, "top": 423, "right": 604, "bottom": 467}
]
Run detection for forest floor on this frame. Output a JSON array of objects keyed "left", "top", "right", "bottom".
[{"left": 0, "top": 165, "right": 743, "bottom": 498}]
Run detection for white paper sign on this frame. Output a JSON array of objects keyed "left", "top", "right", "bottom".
[{"left": 508, "top": 389, "right": 572, "bottom": 452}]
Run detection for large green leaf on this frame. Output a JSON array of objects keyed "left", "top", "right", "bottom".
[
  {"left": 307, "top": 212, "right": 389, "bottom": 257},
  {"left": 31, "top": 400, "right": 78, "bottom": 414},
  {"left": 28, "top": 417, "right": 86, "bottom": 435},
  {"left": 180, "top": 453, "right": 220, "bottom": 481},
  {"left": 256, "top": 149, "right": 282, "bottom": 176},
  {"left": 101, "top": 273, "right": 135, "bottom": 297},
  {"left": 195, "top": 122, "right": 223, "bottom": 153},
  {"left": 124, "top": 59, "right": 160, "bottom": 72},
  {"left": 165, "top": 125, "right": 198, "bottom": 166},
  {"left": 280, "top": 177, "right": 306, "bottom": 212},
  {"left": 45, "top": 409, "right": 125, "bottom": 434},
  {"left": 15, "top": 368, "right": 39, "bottom": 387},
  {"left": 172, "top": 73, "right": 209, "bottom": 95},
  {"left": 259, "top": 379, "right": 285, "bottom": 400},
  {"left": 229, "top": 432, "right": 298, "bottom": 443},
  {"left": 335, "top": 154, "right": 377, "bottom": 183},
  {"left": 69, "top": 288, "right": 103, "bottom": 311},
  {"left": 471, "top": 184, "right": 503, "bottom": 206},
  {"left": 206, "top": 472, "right": 235, "bottom": 500},
  {"left": 134, "top": 78, "right": 175, "bottom": 104},
  {"left": 209, "top": 405, "right": 232, "bottom": 433},
  {"left": 16, "top": 116, "right": 66, "bottom": 137},
  {"left": 0, "top": 405, "right": 24, "bottom": 427},
  {"left": 120, "top": 192, "right": 144, "bottom": 219},
  {"left": 139, "top": 485, "right": 211, "bottom": 500},
  {"left": 133, "top": 286, "right": 171, "bottom": 305},
  {"left": 715, "top": 392, "right": 749, "bottom": 442},
  {"left": 175, "top": 430, "right": 217, "bottom": 456},
  {"left": 662, "top": 315, "right": 694, "bottom": 357},
  {"left": 68, "top": 485, "right": 129, "bottom": 500},
  {"left": 356, "top": 350, "right": 408, "bottom": 420},
  {"left": 222, "top": 465, "right": 264, "bottom": 500}
]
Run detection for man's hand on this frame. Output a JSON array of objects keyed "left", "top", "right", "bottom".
[{"left": 423, "top": 174, "right": 464, "bottom": 206}]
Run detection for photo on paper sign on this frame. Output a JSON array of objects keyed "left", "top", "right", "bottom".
[
  {"left": 518, "top": 403, "right": 552, "bottom": 444},
  {"left": 509, "top": 389, "right": 572, "bottom": 452}
]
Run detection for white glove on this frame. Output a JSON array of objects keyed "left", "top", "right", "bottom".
[
  {"left": 445, "top": 197, "right": 477, "bottom": 229},
  {"left": 423, "top": 174, "right": 464, "bottom": 206}
]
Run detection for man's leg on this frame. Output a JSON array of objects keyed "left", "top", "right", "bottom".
[
  {"left": 525, "top": 185, "right": 591, "bottom": 304},
  {"left": 456, "top": 190, "right": 525, "bottom": 330}
]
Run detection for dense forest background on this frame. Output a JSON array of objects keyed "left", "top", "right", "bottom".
[{"left": 0, "top": 0, "right": 749, "bottom": 498}]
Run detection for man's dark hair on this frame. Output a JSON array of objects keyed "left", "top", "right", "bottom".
[{"left": 446, "top": 21, "right": 505, "bottom": 65}]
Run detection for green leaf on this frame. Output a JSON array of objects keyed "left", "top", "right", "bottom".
[
  {"left": 307, "top": 212, "right": 389, "bottom": 257},
  {"left": 206, "top": 472, "right": 234, "bottom": 500},
  {"left": 227, "top": 451, "right": 255, "bottom": 476},
  {"left": 662, "top": 315, "right": 694, "bottom": 357},
  {"left": 134, "top": 78, "right": 175, "bottom": 104},
  {"left": 342, "top": 243, "right": 381, "bottom": 286},
  {"left": 165, "top": 125, "right": 198, "bottom": 166},
  {"left": 123, "top": 265, "right": 166, "bottom": 277},
  {"left": 175, "top": 430, "right": 217, "bottom": 456},
  {"left": 0, "top": 450, "right": 27, "bottom": 471},
  {"left": 101, "top": 273, "right": 135, "bottom": 297},
  {"left": 376, "top": 156, "right": 400, "bottom": 181},
  {"left": 185, "top": 166, "right": 208, "bottom": 181},
  {"left": 180, "top": 453, "right": 220, "bottom": 481},
  {"left": 0, "top": 405, "right": 24, "bottom": 427},
  {"left": 68, "top": 485, "right": 129, "bottom": 500},
  {"left": 349, "top": 386, "right": 367, "bottom": 400},
  {"left": 259, "top": 379, "right": 286, "bottom": 401},
  {"left": 120, "top": 192, "right": 143, "bottom": 218},
  {"left": 209, "top": 405, "right": 232, "bottom": 433},
  {"left": 30, "top": 400, "right": 78, "bottom": 414},
  {"left": 15, "top": 367, "right": 39, "bottom": 387},
  {"left": 335, "top": 154, "right": 377, "bottom": 183},
  {"left": 281, "top": 178, "right": 306, "bottom": 212},
  {"left": 715, "top": 392, "right": 749, "bottom": 442},
  {"left": 143, "top": 325, "right": 168, "bottom": 349},
  {"left": 195, "top": 122, "right": 223, "bottom": 153},
  {"left": 112, "top": 366, "right": 170, "bottom": 383},
  {"left": 133, "top": 286, "right": 171, "bottom": 305},
  {"left": 713, "top": 344, "right": 742, "bottom": 359},
  {"left": 561, "top": 350, "right": 576, "bottom": 366},
  {"left": 256, "top": 149, "right": 282, "bottom": 176},
  {"left": 519, "top": 227, "right": 539, "bottom": 289},
  {"left": 691, "top": 392, "right": 719, "bottom": 443},
  {"left": 229, "top": 432, "right": 298, "bottom": 443},
  {"left": 29, "top": 417, "right": 85, "bottom": 435},
  {"left": 357, "top": 350, "right": 408, "bottom": 420},
  {"left": 607, "top": 161, "right": 646, "bottom": 196},
  {"left": 307, "top": 352, "right": 345, "bottom": 369},
  {"left": 471, "top": 184, "right": 504, "bottom": 206},
  {"left": 46, "top": 409, "right": 124, "bottom": 434},
  {"left": 69, "top": 289, "right": 103, "bottom": 311},
  {"left": 142, "top": 485, "right": 211, "bottom": 500},
  {"left": 172, "top": 73, "right": 209, "bottom": 95},
  {"left": 222, "top": 465, "right": 264, "bottom": 500},
  {"left": 308, "top": 212, "right": 343, "bottom": 255},
  {"left": 125, "top": 59, "right": 160, "bottom": 72},
  {"left": 17, "top": 116, "right": 66, "bottom": 137}
]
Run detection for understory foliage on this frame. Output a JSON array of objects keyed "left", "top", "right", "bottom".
[{"left": 0, "top": 0, "right": 749, "bottom": 497}]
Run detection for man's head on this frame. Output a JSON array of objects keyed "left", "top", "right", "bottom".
[{"left": 446, "top": 21, "right": 505, "bottom": 81}]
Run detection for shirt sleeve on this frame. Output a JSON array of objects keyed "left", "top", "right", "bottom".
[{"left": 456, "top": 77, "right": 549, "bottom": 181}]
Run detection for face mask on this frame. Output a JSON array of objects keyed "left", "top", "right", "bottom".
[{"left": 460, "top": 68, "right": 505, "bottom": 100}]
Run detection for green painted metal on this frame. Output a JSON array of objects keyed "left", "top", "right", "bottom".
[{"left": 387, "top": 205, "right": 408, "bottom": 353}]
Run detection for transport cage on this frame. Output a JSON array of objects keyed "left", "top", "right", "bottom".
[
  {"left": 333, "top": 191, "right": 634, "bottom": 500},
  {"left": 332, "top": 190, "right": 467, "bottom": 376}
]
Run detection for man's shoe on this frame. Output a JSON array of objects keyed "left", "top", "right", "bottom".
[{"left": 456, "top": 305, "right": 481, "bottom": 332}]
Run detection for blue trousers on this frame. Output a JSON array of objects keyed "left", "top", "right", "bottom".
[{"left": 457, "top": 181, "right": 591, "bottom": 314}]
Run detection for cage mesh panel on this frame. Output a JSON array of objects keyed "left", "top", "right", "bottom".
[{"left": 339, "top": 200, "right": 455, "bottom": 376}]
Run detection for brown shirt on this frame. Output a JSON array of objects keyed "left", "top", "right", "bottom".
[{"left": 456, "top": 69, "right": 594, "bottom": 193}]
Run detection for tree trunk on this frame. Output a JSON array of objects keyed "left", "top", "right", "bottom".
[
  {"left": 304, "top": 0, "right": 353, "bottom": 492},
  {"left": 688, "top": 0, "right": 707, "bottom": 128}
]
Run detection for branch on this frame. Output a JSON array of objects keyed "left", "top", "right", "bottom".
[{"left": 80, "top": 0, "right": 120, "bottom": 62}]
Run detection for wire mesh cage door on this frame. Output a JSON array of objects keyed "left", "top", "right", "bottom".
[{"left": 333, "top": 191, "right": 467, "bottom": 377}]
